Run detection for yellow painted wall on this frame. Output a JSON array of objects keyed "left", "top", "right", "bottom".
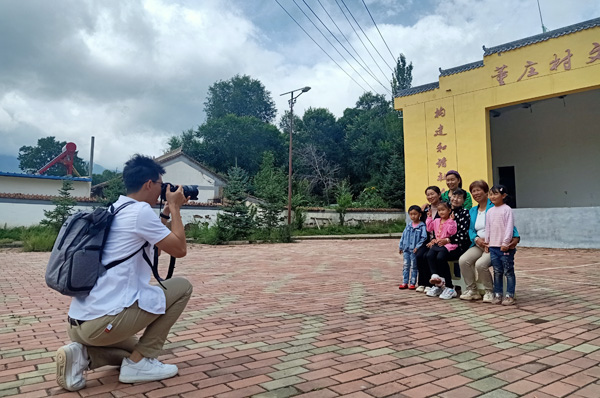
[{"left": 395, "top": 26, "right": 600, "bottom": 208}]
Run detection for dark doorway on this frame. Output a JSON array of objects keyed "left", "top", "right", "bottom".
[{"left": 498, "top": 166, "right": 517, "bottom": 208}]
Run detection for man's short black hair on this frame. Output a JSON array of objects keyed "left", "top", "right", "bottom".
[{"left": 122, "top": 154, "right": 165, "bottom": 194}]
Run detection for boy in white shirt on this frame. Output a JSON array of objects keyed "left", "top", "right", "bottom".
[{"left": 56, "top": 155, "right": 192, "bottom": 391}]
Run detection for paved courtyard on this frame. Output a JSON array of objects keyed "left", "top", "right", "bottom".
[{"left": 2, "top": 240, "right": 600, "bottom": 398}]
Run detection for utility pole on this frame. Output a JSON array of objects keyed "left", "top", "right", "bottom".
[{"left": 280, "top": 86, "right": 311, "bottom": 225}]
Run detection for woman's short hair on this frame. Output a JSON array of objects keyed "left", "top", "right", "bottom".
[
  {"left": 452, "top": 188, "right": 467, "bottom": 200},
  {"left": 469, "top": 179, "right": 489, "bottom": 194}
]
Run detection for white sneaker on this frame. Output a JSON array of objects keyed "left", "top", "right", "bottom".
[
  {"left": 439, "top": 287, "right": 457, "bottom": 300},
  {"left": 426, "top": 286, "right": 443, "bottom": 297},
  {"left": 482, "top": 291, "right": 494, "bottom": 303},
  {"left": 424, "top": 286, "right": 432, "bottom": 293},
  {"left": 119, "top": 357, "right": 178, "bottom": 383},
  {"left": 56, "top": 342, "right": 88, "bottom": 391},
  {"left": 460, "top": 289, "right": 482, "bottom": 301},
  {"left": 415, "top": 285, "right": 425, "bottom": 293}
]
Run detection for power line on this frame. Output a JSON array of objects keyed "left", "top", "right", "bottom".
[
  {"left": 339, "top": 0, "right": 394, "bottom": 72},
  {"left": 315, "top": 0, "right": 391, "bottom": 94},
  {"left": 273, "top": 0, "right": 369, "bottom": 92},
  {"left": 360, "top": 0, "right": 396, "bottom": 64},
  {"left": 334, "top": 0, "right": 390, "bottom": 83},
  {"left": 290, "top": 0, "right": 382, "bottom": 94}
]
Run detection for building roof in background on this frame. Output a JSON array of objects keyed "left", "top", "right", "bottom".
[
  {"left": 439, "top": 60, "right": 484, "bottom": 77},
  {"left": 0, "top": 171, "right": 91, "bottom": 182},
  {"left": 155, "top": 147, "right": 227, "bottom": 184}
]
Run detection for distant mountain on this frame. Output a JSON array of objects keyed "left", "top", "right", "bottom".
[
  {"left": 0, "top": 154, "right": 107, "bottom": 175},
  {"left": 0, "top": 155, "right": 21, "bottom": 173}
]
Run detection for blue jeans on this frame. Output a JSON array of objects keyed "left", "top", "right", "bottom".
[
  {"left": 402, "top": 251, "right": 418, "bottom": 285},
  {"left": 489, "top": 247, "right": 516, "bottom": 296}
]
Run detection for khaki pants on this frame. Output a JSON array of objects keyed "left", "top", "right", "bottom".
[
  {"left": 67, "top": 277, "right": 193, "bottom": 369},
  {"left": 458, "top": 246, "right": 493, "bottom": 292}
]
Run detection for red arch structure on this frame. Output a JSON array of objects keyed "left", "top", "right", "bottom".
[{"left": 37, "top": 142, "right": 81, "bottom": 176}]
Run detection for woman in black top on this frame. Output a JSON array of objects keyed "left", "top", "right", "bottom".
[{"left": 415, "top": 186, "right": 442, "bottom": 292}]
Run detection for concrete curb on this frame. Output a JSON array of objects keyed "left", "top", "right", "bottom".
[{"left": 293, "top": 233, "right": 402, "bottom": 240}]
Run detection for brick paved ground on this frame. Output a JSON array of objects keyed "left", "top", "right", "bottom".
[{"left": 2, "top": 241, "right": 600, "bottom": 398}]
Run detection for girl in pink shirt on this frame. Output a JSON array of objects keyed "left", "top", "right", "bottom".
[
  {"left": 425, "top": 201, "right": 458, "bottom": 299},
  {"left": 485, "top": 185, "right": 516, "bottom": 306}
]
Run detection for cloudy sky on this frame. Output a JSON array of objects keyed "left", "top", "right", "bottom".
[{"left": 1, "top": 0, "right": 598, "bottom": 171}]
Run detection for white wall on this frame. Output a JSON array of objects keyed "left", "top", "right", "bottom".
[
  {"left": 490, "top": 89, "right": 600, "bottom": 208},
  {"left": 0, "top": 175, "right": 91, "bottom": 197},
  {"left": 0, "top": 199, "right": 221, "bottom": 228},
  {"left": 161, "top": 158, "right": 224, "bottom": 203}
]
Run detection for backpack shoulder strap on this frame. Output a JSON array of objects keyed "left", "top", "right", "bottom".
[{"left": 110, "top": 201, "right": 136, "bottom": 215}]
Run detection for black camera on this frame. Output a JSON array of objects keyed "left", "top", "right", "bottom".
[{"left": 161, "top": 183, "right": 199, "bottom": 201}]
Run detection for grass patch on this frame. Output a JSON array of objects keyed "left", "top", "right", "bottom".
[
  {"left": 22, "top": 226, "right": 58, "bottom": 252},
  {"left": 292, "top": 219, "right": 406, "bottom": 236}
]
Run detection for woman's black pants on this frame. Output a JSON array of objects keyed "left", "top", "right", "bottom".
[{"left": 426, "top": 245, "right": 454, "bottom": 288}]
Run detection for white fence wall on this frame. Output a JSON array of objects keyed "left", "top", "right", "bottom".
[{"left": 0, "top": 199, "right": 221, "bottom": 228}]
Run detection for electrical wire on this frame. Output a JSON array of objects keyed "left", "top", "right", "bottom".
[
  {"left": 334, "top": 0, "right": 390, "bottom": 83},
  {"left": 361, "top": 0, "right": 396, "bottom": 64},
  {"left": 315, "top": 0, "right": 391, "bottom": 94},
  {"left": 290, "top": 0, "right": 381, "bottom": 94},
  {"left": 273, "top": 0, "right": 369, "bottom": 92},
  {"left": 339, "top": 0, "right": 394, "bottom": 72}
]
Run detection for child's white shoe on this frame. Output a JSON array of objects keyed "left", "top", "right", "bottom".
[{"left": 439, "top": 287, "right": 457, "bottom": 300}]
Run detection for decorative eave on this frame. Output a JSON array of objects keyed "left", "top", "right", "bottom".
[
  {"left": 439, "top": 60, "right": 484, "bottom": 77},
  {"left": 395, "top": 82, "right": 439, "bottom": 98},
  {"left": 483, "top": 16, "right": 600, "bottom": 56}
]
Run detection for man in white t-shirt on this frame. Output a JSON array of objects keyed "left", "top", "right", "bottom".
[{"left": 55, "top": 155, "right": 193, "bottom": 391}]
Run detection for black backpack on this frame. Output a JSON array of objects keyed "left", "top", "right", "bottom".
[{"left": 45, "top": 202, "right": 174, "bottom": 296}]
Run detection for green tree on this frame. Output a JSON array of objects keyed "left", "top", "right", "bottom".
[
  {"left": 299, "top": 108, "right": 345, "bottom": 168},
  {"left": 193, "top": 115, "right": 285, "bottom": 176},
  {"left": 340, "top": 93, "right": 404, "bottom": 194},
  {"left": 334, "top": 180, "right": 353, "bottom": 226},
  {"left": 391, "top": 53, "right": 413, "bottom": 96},
  {"left": 253, "top": 152, "right": 286, "bottom": 230},
  {"left": 217, "top": 166, "right": 256, "bottom": 241},
  {"left": 204, "top": 74, "right": 277, "bottom": 123},
  {"left": 41, "top": 180, "right": 77, "bottom": 231},
  {"left": 92, "top": 169, "right": 120, "bottom": 185},
  {"left": 381, "top": 153, "right": 405, "bottom": 209},
  {"left": 18, "top": 137, "right": 88, "bottom": 176},
  {"left": 98, "top": 176, "right": 126, "bottom": 206}
]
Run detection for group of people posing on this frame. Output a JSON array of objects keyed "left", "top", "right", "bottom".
[{"left": 398, "top": 170, "right": 519, "bottom": 305}]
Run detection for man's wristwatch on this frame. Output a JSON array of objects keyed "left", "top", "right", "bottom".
[{"left": 160, "top": 212, "right": 170, "bottom": 220}]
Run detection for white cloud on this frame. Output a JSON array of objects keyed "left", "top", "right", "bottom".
[{"left": 0, "top": 0, "right": 597, "bottom": 170}]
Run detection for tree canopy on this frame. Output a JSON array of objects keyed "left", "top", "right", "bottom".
[{"left": 204, "top": 74, "right": 277, "bottom": 123}]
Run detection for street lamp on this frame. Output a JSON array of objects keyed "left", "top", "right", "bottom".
[{"left": 280, "top": 86, "right": 311, "bottom": 225}]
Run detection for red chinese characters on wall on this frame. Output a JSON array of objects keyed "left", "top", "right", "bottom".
[
  {"left": 433, "top": 107, "right": 448, "bottom": 177},
  {"left": 587, "top": 42, "right": 600, "bottom": 64},
  {"left": 517, "top": 61, "right": 539, "bottom": 81},
  {"left": 433, "top": 124, "right": 446, "bottom": 137},
  {"left": 550, "top": 49, "right": 572, "bottom": 71},
  {"left": 492, "top": 65, "right": 508, "bottom": 86}
]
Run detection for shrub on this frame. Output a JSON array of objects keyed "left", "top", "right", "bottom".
[{"left": 22, "top": 226, "right": 57, "bottom": 252}]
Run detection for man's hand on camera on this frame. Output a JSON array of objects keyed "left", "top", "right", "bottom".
[{"left": 165, "top": 184, "right": 188, "bottom": 209}]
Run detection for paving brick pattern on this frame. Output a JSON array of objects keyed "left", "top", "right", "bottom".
[{"left": 1, "top": 242, "right": 600, "bottom": 397}]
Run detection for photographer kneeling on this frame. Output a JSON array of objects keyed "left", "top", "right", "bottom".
[{"left": 56, "top": 154, "right": 193, "bottom": 391}]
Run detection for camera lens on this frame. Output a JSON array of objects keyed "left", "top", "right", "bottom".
[{"left": 160, "top": 183, "right": 199, "bottom": 201}]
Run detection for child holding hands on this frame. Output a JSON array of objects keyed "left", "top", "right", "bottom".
[{"left": 398, "top": 205, "right": 428, "bottom": 290}]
